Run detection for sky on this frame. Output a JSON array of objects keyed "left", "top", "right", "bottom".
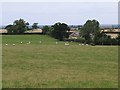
[{"left": 1, "top": 1, "right": 118, "bottom": 26}]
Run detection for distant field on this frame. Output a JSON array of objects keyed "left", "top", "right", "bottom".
[{"left": 2, "top": 35, "right": 118, "bottom": 88}]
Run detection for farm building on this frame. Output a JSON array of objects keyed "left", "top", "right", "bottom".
[
  {"left": 24, "top": 29, "right": 42, "bottom": 34},
  {"left": 0, "top": 29, "right": 7, "bottom": 33},
  {"left": 69, "top": 31, "right": 80, "bottom": 39},
  {"left": 101, "top": 29, "right": 119, "bottom": 38},
  {"left": 0, "top": 29, "right": 43, "bottom": 34}
]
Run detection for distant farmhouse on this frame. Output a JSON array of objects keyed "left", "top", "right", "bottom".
[
  {"left": 24, "top": 29, "right": 42, "bottom": 34},
  {"left": 0, "top": 29, "right": 7, "bottom": 33},
  {"left": 101, "top": 29, "right": 119, "bottom": 39}
]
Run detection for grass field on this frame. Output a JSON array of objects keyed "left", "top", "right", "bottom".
[{"left": 2, "top": 35, "right": 118, "bottom": 88}]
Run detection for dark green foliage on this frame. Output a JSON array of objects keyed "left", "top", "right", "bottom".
[
  {"left": 42, "top": 25, "right": 49, "bottom": 34},
  {"left": 42, "top": 25, "right": 53, "bottom": 35},
  {"left": 80, "top": 19, "right": 119, "bottom": 45},
  {"left": 5, "top": 19, "right": 29, "bottom": 34},
  {"left": 51, "top": 22, "right": 70, "bottom": 41},
  {"left": 26, "top": 22, "right": 30, "bottom": 30},
  {"left": 97, "top": 34, "right": 118, "bottom": 45},
  {"left": 32, "top": 23, "right": 38, "bottom": 29},
  {"left": 5, "top": 25, "right": 13, "bottom": 29},
  {"left": 81, "top": 19, "right": 100, "bottom": 44},
  {"left": 5, "top": 25, "right": 14, "bottom": 34}
]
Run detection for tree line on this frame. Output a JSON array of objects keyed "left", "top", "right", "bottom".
[{"left": 5, "top": 18, "right": 120, "bottom": 45}]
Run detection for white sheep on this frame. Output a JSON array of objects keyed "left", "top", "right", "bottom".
[
  {"left": 12, "top": 44, "right": 15, "bottom": 46},
  {"left": 5, "top": 44, "right": 8, "bottom": 46},
  {"left": 40, "top": 41, "right": 42, "bottom": 43},
  {"left": 20, "top": 41, "right": 23, "bottom": 44},
  {"left": 56, "top": 42, "right": 58, "bottom": 44},
  {"left": 27, "top": 41, "right": 31, "bottom": 44},
  {"left": 65, "top": 43, "right": 69, "bottom": 46}
]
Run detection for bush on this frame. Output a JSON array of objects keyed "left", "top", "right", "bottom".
[
  {"left": 77, "top": 37, "right": 86, "bottom": 43},
  {"left": 90, "top": 43, "right": 95, "bottom": 46},
  {"left": 97, "top": 36, "right": 118, "bottom": 45},
  {"left": 66, "top": 37, "right": 85, "bottom": 43}
]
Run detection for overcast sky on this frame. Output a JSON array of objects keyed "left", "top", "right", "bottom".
[{"left": 2, "top": 2, "right": 118, "bottom": 25}]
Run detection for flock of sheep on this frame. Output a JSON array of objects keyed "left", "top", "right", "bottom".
[
  {"left": 5, "top": 41, "right": 89, "bottom": 46},
  {"left": 5, "top": 41, "right": 32, "bottom": 46}
]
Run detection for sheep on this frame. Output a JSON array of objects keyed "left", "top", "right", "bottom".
[
  {"left": 39, "top": 41, "right": 42, "bottom": 43},
  {"left": 5, "top": 44, "right": 8, "bottom": 46},
  {"left": 27, "top": 41, "right": 31, "bottom": 44},
  {"left": 65, "top": 43, "right": 69, "bottom": 46},
  {"left": 12, "top": 44, "right": 15, "bottom": 46},
  {"left": 20, "top": 41, "right": 23, "bottom": 44},
  {"left": 28, "top": 41, "right": 31, "bottom": 44},
  {"left": 56, "top": 42, "right": 58, "bottom": 44}
]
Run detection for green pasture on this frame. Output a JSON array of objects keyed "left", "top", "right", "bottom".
[{"left": 2, "top": 35, "right": 118, "bottom": 88}]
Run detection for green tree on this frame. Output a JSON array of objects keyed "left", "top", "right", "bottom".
[
  {"left": 5, "top": 25, "right": 14, "bottom": 34},
  {"left": 13, "top": 19, "right": 29, "bottom": 33},
  {"left": 5, "top": 24, "right": 12, "bottom": 29},
  {"left": 42, "top": 25, "right": 50, "bottom": 34},
  {"left": 26, "top": 22, "right": 30, "bottom": 30},
  {"left": 5, "top": 19, "right": 29, "bottom": 34},
  {"left": 81, "top": 19, "right": 100, "bottom": 44},
  {"left": 51, "top": 22, "right": 70, "bottom": 41},
  {"left": 32, "top": 23, "right": 38, "bottom": 29}
]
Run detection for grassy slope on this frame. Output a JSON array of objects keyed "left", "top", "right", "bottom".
[{"left": 2, "top": 35, "right": 118, "bottom": 88}]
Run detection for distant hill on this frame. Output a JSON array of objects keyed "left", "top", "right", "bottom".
[{"left": 100, "top": 24, "right": 119, "bottom": 29}]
